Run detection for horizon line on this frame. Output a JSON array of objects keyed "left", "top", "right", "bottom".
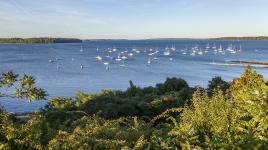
[{"left": 1, "top": 36, "right": 268, "bottom": 40}]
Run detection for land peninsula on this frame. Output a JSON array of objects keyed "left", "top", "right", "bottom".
[{"left": 0, "top": 38, "right": 82, "bottom": 44}]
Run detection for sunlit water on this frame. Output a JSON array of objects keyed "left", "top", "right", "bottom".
[{"left": 1, "top": 40, "right": 268, "bottom": 112}]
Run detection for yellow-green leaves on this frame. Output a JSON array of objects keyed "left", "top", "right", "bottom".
[
  {"left": 230, "top": 66, "right": 268, "bottom": 143},
  {"left": 0, "top": 71, "right": 46, "bottom": 102},
  {"left": 0, "top": 71, "right": 18, "bottom": 87}
]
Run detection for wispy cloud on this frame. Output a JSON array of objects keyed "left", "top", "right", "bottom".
[{"left": 0, "top": 0, "right": 268, "bottom": 38}]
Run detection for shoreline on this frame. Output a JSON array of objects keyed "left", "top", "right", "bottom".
[{"left": 230, "top": 60, "right": 268, "bottom": 67}]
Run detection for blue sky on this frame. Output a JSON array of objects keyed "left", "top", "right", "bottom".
[{"left": 0, "top": 0, "right": 268, "bottom": 39}]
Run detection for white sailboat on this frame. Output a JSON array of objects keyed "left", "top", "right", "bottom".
[
  {"left": 80, "top": 46, "right": 84, "bottom": 52},
  {"left": 112, "top": 46, "right": 117, "bottom": 52},
  {"left": 121, "top": 56, "right": 127, "bottom": 60},
  {"left": 95, "top": 55, "right": 102, "bottom": 61},
  {"left": 103, "top": 62, "right": 109, "bottom": 70},
  {"left": 238, "top": 45, "right": 242, "bottom": 52},
  {"left": 206, "top": 43, "right": 210, "bottom": 49},
  {"left": 171, "top": 45, "right": 176, "bottom": 51},
  {"left": 218, "top": 44, "right": 223, "bottom": 51},
  {"left": 163, "top": 49, "right": 170, "bottom": 56},
  {"left": 190, "top": 52, "right": 196, "bottom": 56},
  {"left": 197, "top": 51, "right": 203, "bottom": 55},
  {"left": 212, "top": 44, "right": 217, "bottom": 49},
  {"left": 147, "top": 58, "right": 151, "bottom": 65},
  {"left": 119, "top": 60, "right": 125, "bottom": 67},
  {"left": 49, "top": 59, "right": 54, "bottom": 63}
]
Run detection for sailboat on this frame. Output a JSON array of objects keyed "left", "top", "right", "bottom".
[
  {"left": 218, "top": 44, "right": 223, "bottom": 51},
  {"left": 119, "top": 60, "right": 126, "bottom": 67},
  {"left": 103, "top": 62, "right": 110, "bottom": 70},
  {"left": 108, "top": 48, "right": 113, "bottom": 53},
  {"left": 171, "top": 45, "right": 176, "bottom": 51},
  {"left": 163, "top": 47, "right": 171, "bottom": 56},
  {"left": 197, "top": 51, "right": 203, "bottom": 55},
  {"left": 238, "top": 45, "right": 242, "bottom": 52},
  {"left": 121, "top": 56, "right": 127, "bottom": 60},
  {"left": 210, "top": 59, "right": 216, "bottom": 65},
  {"left": 112, "top": 46, "right": 117, "bottom": 52},
  {"left": 80, "top": 46, "right": 84, "bottom": 52},
  {"left": 206, "top": 43, "right": 210, "bottom": 49},
  {"left": 147, "top": 58, "right": 151, "bottom": 66},
  {"left": 128, "top": 53, "right": 134, "bottom": 56},
  {"left": 95, "top": 55, "right": 102, "bottom": 61},
  {"left": 212, "top": 43, "right": 217, "bottom": 50},
  {"left": 190, "top": 52, "right": 196, "bottom": 56},
  {"left": 229, "top": 45, "right": 237, "bottom": 54},
  {"left": 115, "top": 53, "right": 122, "bottom": 62},
  {"left": 49, "top": 59, "right": 54, "bottom": 63},
  {"left": 226, "top": 44, "right": 236, "bottom": 53}
]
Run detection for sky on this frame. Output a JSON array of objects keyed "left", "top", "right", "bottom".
[{"left": 0, "top": 0, "right": 268, "bottom": 39}]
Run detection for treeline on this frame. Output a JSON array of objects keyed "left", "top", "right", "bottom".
[
  {"left": 0, "top": 38, "right": 82, "bottom": 44},
  {"left": 0, "top": 66, "right": 267, "bottom": 149},
  {"left": 211, "top": 36, "right": 268, "bottom": 40}
]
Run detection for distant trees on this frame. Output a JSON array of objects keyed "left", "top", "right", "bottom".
[
  {"left": 0, "top": 38, "right": 82, "bottom": 44},
  {"left": 211, "top": 36, "right": 268, "bottom": 40}
]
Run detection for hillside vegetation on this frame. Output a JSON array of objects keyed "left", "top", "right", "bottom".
[
  {"left": 0, "top": 66, "right": 267, "bottom": 149},
  {"left": 0, "top": 38, "right": 82, "bottom": 44},
  {"left": 211, "top": 36, "right": 268, "bottom": 40}
]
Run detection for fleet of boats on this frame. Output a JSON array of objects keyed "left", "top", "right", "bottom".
[
  {"left": 180, "top": 43, "right": 242, "bottom": 56},
  {"left": 48, "top": 43, "right": 244, "bottom": 70}
]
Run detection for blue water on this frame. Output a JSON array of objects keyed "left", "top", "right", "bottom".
[{"left": 1, "top": 40, "right": 268, "bottom": 112}]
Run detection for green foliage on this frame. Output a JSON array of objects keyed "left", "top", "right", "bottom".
[
  {"left": 207, "top": 76, "right": 229, "bottom": 96},
  {"left": 0, "top": 71, "right": 18, "bottom": 87},
  {"left": 169, "top": 66, "right": 268, "bottom": 149},
  {"left": 0, "top": 71, "right": 46, "bottom": 102},
  {"left": 230, "top": 66, "right": 268, "bottom": 144},
  {"left": 1, "top": 67, "right": 268, "bottom": 149},
  {"left": 46, "top": 97, "right": 76, "bottom": 110},
  {"left": 156, "top": 77, "right": 189, "bottom": 95},
  {"left": 169, "top": 88, "right": 238, "bottom": 149},
  {"left": 44, "top": 78, "right": 191, "bottom": 119},
  {"left": 48, "top": 116, "right": 152, "bottom": 150}
]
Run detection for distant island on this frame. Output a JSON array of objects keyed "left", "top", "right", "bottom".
[
  {"left": 2, "top": 37, "right": 268, "bottom": 44},
  {"left": 0, "top": 38, "right": 82, "bottom": 44},
  {"left": 84, "top": 39, "right": 129, "bottom": 42},
  {"left": 146, "top": 38, "right": 198, "bottom": 40},
  {"left": 210, "top": 36, "right": 268, "bottom": 40}
]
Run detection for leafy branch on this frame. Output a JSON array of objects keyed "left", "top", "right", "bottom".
[{"left": 0, "top": 71, "right": 47, "bottom": 102}]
